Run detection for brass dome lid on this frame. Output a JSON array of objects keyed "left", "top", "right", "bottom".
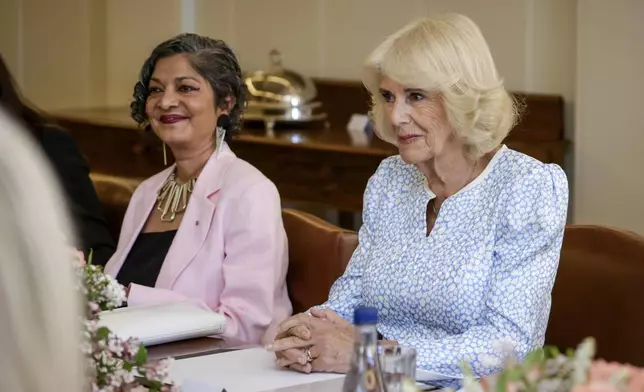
[
  {"left": 243, "top": 49, "right": 327, "bottom": 131},
  {"left": 245, "top": 49, "right": 317, "bottom": 106}
]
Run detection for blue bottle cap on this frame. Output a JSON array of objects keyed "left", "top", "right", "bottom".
[{"left": 354, "top": 306, "right": 378, "bottom": 325}]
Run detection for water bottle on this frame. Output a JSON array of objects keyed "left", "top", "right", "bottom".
[{"left": 342, "top": 306, "right": 387, "bottom": 392}]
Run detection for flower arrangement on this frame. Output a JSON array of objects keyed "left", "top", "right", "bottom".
[
  {"left": 459, "top": 338, "right": 644, "bottom": 392},
  {"left": 75, "top": 250, "right": 179, "bottom": 392}
]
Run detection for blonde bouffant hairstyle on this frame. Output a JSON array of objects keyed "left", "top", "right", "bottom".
[{"left": 362, "top": 13, "right": 520, "bottom": 159}]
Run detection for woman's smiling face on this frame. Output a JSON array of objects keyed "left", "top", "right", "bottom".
[{"left": 145, "top": 54, "right": 229, "bottom": 151}]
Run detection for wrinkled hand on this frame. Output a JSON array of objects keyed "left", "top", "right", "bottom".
[
  {"left": 270, "top": 310, "right": 333, "bottom": 370},
  {"left": 271, "top": 315, "right": 312, "bottom": 368},
  {"left": 269, "top": 308, "right": 354, "bottom": 374}
]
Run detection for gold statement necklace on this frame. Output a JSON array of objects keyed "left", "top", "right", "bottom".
[{"left": 157, "top": 172, "right": 196, "bottom": 222}]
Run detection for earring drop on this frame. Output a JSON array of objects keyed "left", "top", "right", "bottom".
[
  {"left": 162, "top": 142, "right": 168, "bottom": 166},
  {"left": 215, "top": 114, "right": 231, "bottom": 157}
]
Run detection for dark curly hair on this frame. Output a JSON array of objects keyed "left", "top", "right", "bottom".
[{"left": 130, "top": 33, "right": 246, "bottom": 143}]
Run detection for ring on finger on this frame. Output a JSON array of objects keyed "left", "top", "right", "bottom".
[{"left": 305, "top": 347, "right": 313, "bottom": 363}]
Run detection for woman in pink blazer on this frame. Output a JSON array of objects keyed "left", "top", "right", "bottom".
[{"left": 104, "top": 33, "right": 292, "bottom": 344}]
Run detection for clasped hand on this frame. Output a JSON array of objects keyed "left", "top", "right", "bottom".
[{"left": 268, "top": 308, "right": 354, "bottom": 374}]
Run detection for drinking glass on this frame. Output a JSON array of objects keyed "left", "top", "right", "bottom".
[{"left": 378, "top": 342, "right": 417, "bottom": 392}]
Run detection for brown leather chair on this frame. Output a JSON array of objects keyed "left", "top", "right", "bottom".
[
  {"left": 90, "top": 173, "right": 141, "bottom": 241},
  {"left": 282, "top": 209, "right": 358, "bottom": 314},
  {"left": 545, "top": 225, "right": 644, "bottom": 365}
]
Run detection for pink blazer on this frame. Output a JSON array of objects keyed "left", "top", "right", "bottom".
[{"left": 104, "top": 143, "right": 292, "bottom": 344}]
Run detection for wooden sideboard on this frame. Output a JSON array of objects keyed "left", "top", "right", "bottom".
[{"left": 52, "top": 79, "right": 567, "bottom": 227}]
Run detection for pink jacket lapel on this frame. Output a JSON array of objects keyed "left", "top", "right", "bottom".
[{"left": 155, "top": 144, "right": 236, "bottom": 289}]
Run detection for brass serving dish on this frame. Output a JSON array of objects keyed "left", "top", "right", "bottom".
[{"left": 243, "top": 49, "right": 327, "bottom": 132}]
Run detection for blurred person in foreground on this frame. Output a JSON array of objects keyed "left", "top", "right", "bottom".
[
  {"left": 270, "top": 13, "right": 569, "bottom": 387},
  {"left": 0, "top": 107, "right": 84, "bottom": 391},
  {"left": 103, "top": 33, "right": 291, "bottom": 344},
  {"left": 0, "top": 55, "right": 116, "bottom": 266}
]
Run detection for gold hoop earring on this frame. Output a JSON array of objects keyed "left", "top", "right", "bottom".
[{"left": 162, "top": 142, "right": 168, "bottom": 166}]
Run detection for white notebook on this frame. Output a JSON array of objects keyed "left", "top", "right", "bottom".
[{"left": 97, "top": 301, "right": 227, "bottom": 346}]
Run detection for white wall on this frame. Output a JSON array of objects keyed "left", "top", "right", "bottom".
[
  {"left": 104, "top": 0, "right": 181, "bottom": 107},
  {"left": 194, "top": 0, "right": 576, "bottom": 101},
  {"left": 1, "top": 0, "right": 106, "bottom": 110},
  {"left": 574, "top": 0, "right": 644, "bottom": 232}
]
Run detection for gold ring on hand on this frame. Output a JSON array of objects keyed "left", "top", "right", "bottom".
[{"left": 305, "top": 347, "right": 313, "bottom": 363}]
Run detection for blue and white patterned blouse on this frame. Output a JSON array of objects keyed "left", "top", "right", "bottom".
[{"left": 319, "top": 145, "right": 569, "bottom": 382}]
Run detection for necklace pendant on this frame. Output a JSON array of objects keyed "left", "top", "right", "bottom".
[
  {"left": 160, "top": 210, "right": 176, "bottom": 222},
  {"left": 156, "top": 172, "right": 196, "bottom": 223}
]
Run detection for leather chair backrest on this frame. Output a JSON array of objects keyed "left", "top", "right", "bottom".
[
  {"left": 546, "top": 225, "right": 644, "bottom": 365},
  {"left": 282, "top": 209, "right": 358, "bottom": 314},
  {"left": 90, "top": 173, "right": 141, "bottom": 240}
]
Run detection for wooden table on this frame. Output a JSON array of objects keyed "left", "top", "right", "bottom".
[{"left": 146, "top": 337, "right": 254, "bottom": 361}]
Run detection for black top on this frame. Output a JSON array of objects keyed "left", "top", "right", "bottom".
[
  {"left": 116, "top": 230, "right": 178, "bottom": 288},
  {"left": 39, "top": 127, "right": 116, "bottom": 266}
]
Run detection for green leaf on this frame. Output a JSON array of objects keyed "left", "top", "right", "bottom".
[
  {"left": 504, "top": 368, "right": 523, "bottom": 382},
  {"left": 135, "top": 377, "right": 164, "bottom": 391},
  {"left": 545, "top": 346, "right": 561, "bottom": 358},
  {"left": 135, "top": 345, "right": 148, "bottom": 366},
  {"left": 88, "top": 248, "right": 94, "bottom": 265},
  {"left": 520, "top": 374, "right": 538, "bottom": 392},
  {"left": 123, "top": 361, "right": 133, "bottom": 372},
  {"left": 96, "top": 326, "right": 111, "bottom": 340},
  {"left": 524, "top": 348, "right": 545, "bottom": 366},
  {"left": 496, "top": 372, "right": 508, "bottom": 392}
]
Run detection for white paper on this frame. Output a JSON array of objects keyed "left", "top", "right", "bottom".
[
  {"left": 171, "top": 348, "right": 344, "bottom": 392},
  {"left": 416, "top": 368, "right": 455, "bottom": 382},
  {"left": 180, "top": 378, "right": 224, "bottom": 392},
  {"left": 172, "top": 347, "right": 453, "bottom": 391},
  {"left": 346, "top": 113, "right": 371, "bottom": 146},
  {"left": 97, "top": 301, "right": 226, "bottom": 346}
]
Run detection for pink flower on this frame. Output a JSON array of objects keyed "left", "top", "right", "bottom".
[
  {"left": 72, "top": 248, "right": 86, "bottom": 265},
  {"left": 621, "top": 366, "right": 644, "bottom": 392},
  {"left": 589, "top": 361, "right": 630, "bottom": 382},
  {"left": 573, "top": 382, "right": 621, "bottom": 392},
  {"left": 505, "top": 381, "right": 520, "bottom": 392},
  {"left": 584, "top": 361, "right": 644, "bottom": 392},
  {"left": 527, "top": 366, "right": 541, "bottom": 383}
]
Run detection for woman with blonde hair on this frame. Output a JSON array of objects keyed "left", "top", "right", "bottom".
[
  {"left": 0, "top": 108, "right": 84, "bottom": 392},
  {"left": 270, "top": 13, "right": 569, "bottom": 387}
]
